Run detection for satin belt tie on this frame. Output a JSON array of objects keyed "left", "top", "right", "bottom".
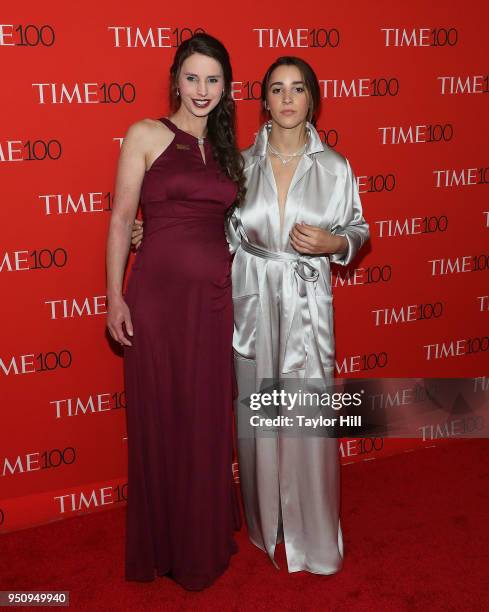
[
  {"left": 239, "top": 238, "right": 330, "bottom": 380},
  {"left": 240, "top": 238, "right": 319, "bottom": 282}
]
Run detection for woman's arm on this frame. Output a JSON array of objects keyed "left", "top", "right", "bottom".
[
  {"left": 328, "top": 158, "right": 370, "bottom": 266},
  {"left": 290, "top": 157, "right": 369, "bottom": 262},
  {"left": 106, "top": 121, "right": 148, "bottom": 346}
]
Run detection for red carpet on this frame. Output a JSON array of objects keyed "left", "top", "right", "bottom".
[{"left": 2, "top": 439, "right": 488, "bottom": 611}]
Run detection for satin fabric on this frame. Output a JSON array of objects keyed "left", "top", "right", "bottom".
[{"left": 226, "top": 122, "right": 369, "bottom": 574}]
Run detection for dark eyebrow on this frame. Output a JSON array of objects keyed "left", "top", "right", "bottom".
[
  {"left": 269, "top": 80, "right": 305, "bottom": 87},
  {"left": 183, "top": 72, "right": 222, "bottom": 78}
]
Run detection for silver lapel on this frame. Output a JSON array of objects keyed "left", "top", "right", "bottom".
[{"left": 252, "top": 121, "right": 324, "bottom": 195}]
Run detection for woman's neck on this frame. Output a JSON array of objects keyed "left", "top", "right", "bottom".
[
  {"left": 268, "top": 121, "right": 308, "bottom": 154},
  {"left": 170, "top": 107, "right": 208, "bottom": 139}
]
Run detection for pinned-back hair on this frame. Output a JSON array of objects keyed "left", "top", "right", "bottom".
[{"left": 261, "top": 56, "right": 321, "bottom": 125}]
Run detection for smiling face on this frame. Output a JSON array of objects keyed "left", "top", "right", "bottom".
[
  {"left": 176, "top": 52, "right": 224, "bottom": 118},
  {"left": 265, "top": 64, "right": 310, "bottom": 130}
]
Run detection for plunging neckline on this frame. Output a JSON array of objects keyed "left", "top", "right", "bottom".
[
  {"left": 267, "top": 152, "right": 304, "bottom": 244},
  {"left": 164, "top": 117, "right": 208, "bottom": 166},
  {"left": 265, "top": 124, "right": 310, "bottom": 245}
]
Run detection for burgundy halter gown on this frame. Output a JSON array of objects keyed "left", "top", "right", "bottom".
[{"left": 123, "top": 118, "right": 240, "bottom": 590}]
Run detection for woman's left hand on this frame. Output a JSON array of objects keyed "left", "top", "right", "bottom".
[{"left": 290, "top": 222, "right": 347, "bottom": 256}]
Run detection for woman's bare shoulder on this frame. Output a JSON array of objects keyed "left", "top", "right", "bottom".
[{"left": 122, "top": 118, "right": 173, "bottom": 151}]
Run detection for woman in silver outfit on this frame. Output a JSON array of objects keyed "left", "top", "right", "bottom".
[{"left": 226, "top": 56, "right": 369, "bottom": 575}]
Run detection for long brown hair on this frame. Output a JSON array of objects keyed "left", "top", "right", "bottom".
[
  {"left": 260, "top": 56, "right": 321, "bottom": 126},
  {"left": 169, "top": 33, "right": 245, "bottom": 206}
]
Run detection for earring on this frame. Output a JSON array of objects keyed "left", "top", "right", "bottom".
[{"left": 176, "top": 88, "right": 180, "bottom": 97}]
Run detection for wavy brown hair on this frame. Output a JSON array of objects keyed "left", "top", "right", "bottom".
[{"left": 169, "top": 33, "right": 245, "bottom": 206}]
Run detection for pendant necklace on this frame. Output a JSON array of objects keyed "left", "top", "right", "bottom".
[{"left": 267, "top": 140, "right": 307, "bottom": 165}]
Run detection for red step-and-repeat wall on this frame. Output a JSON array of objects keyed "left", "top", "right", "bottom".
[{"left": 1, "top": 1, "right": 488, "bottom": 532}]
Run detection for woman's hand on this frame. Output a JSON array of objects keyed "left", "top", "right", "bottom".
[
  {"left": 290, "top": 222, "right": 347, "bottom": 256},
  {"left": 107, "top": 294, "right": 134, "bottom": 347},
  {"left": 131, "top": 219, "right": 143, "bottom": 250}
]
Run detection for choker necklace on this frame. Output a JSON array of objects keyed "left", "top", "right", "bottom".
[{"left": 267, "top": 140, "right": 307, "bottom": 165}]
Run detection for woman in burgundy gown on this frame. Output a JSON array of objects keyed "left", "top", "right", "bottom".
[{"left": 106, "top": 34, "right": 244, "bottom": 590}]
